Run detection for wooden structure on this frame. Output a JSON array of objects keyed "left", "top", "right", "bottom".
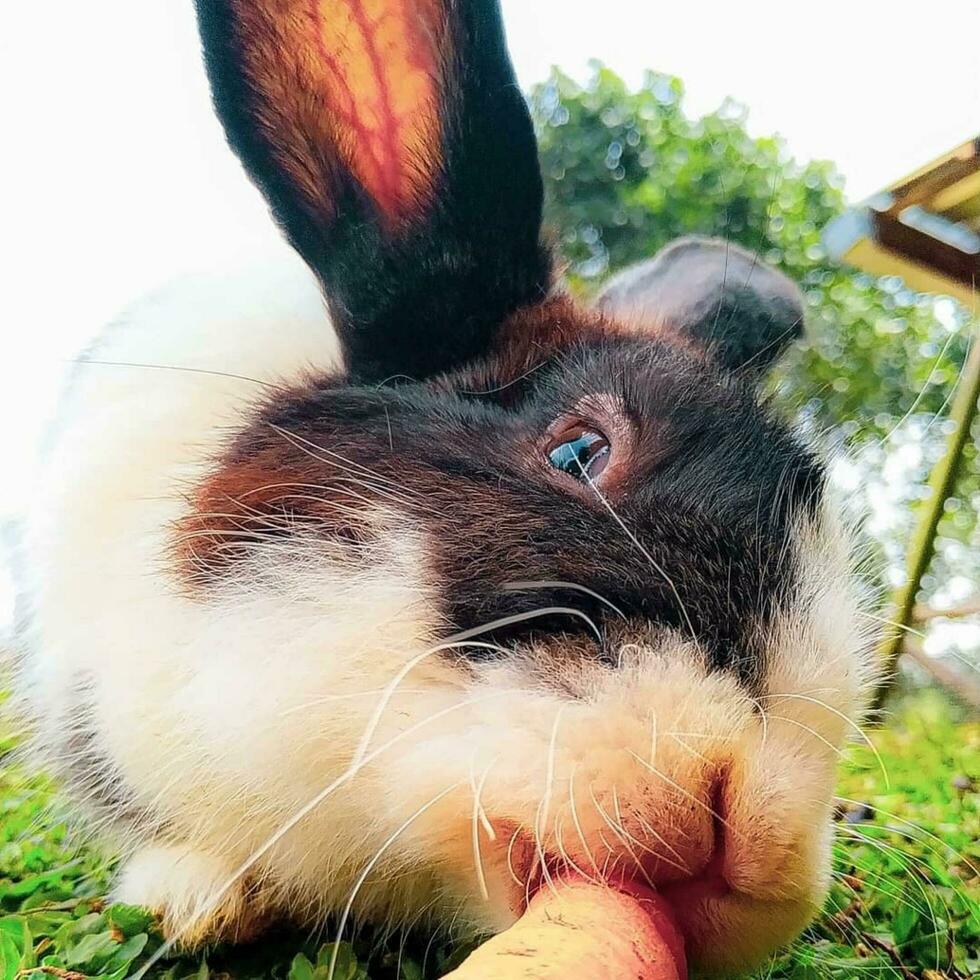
[{"left": 824, "top": 137, "right": 980, "bottom": 310}]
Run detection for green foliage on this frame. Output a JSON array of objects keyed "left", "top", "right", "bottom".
[
  {"left": 764, "top": 688, "right": 980, "bottom": 978},
  {"left": 1, "top": 689, "right": 977, "bottom": 979},
  {"left": 530, "top": 66, "right": 978, "bottom": 602}
]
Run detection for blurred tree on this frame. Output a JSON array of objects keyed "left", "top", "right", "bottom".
[{"left": 530, "top": 66, "right": 979, "bottom": 632}]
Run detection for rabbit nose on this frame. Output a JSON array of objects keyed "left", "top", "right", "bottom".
[{"left": 651, "top": 768, "right": 732, "bottom": 904}]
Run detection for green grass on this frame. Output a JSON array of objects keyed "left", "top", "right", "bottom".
[{"left": 1, "top": 688, "right": 977, "bottom": 980}]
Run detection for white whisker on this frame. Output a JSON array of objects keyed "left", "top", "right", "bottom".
[
  {"left": 470, "top": 758, "right": 499, "bottom": 902},
  {"left": 760, "top": 693, "right": 890, "bottom": 789},
  {"left": 328, "top": 782, "right": 462, "bottom": 980},
  {"left": 579, "top": 467, "right": 698, "bottom": 642},
  {"left": 503, "top": 580, "right": 627, "bottom": 620}
]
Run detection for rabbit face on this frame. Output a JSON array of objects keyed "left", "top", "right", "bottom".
[
  {"left": 172, "top": 293, "right": 875, "bottom": 972},
  {"left": 185, "top": 297, "right": 826, "bottom": 687}
]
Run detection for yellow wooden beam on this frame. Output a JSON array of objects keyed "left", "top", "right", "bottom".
[{"left": 838, "top": 237, "right": 978, "bottom": 311}]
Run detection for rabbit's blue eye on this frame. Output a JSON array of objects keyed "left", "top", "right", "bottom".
[{"left": 547, "top": 428, "right": 611, "bottom": 481}]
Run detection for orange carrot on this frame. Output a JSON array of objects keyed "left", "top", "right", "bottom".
[{"left": 441, "top": 877, "right": 687, "bottom": 979}]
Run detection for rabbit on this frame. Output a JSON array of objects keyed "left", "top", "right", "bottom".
[{"left": 19, "top": 0, "right": 878, "bottom": 974}]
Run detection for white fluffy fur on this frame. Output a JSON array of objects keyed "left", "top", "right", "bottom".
[{"left": 20, "top": 256, "right": 877, "bottom": 975}]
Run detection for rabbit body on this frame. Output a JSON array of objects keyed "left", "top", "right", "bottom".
[{"left": 20, "top": 1, "right": 877, "bottom": 973}]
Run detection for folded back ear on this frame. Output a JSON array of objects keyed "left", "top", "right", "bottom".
[
  {"left": 195, "top": 0, "right": 552, "bottom": 381},
  {"left": 596, "top": 237, "right": 804, "bottom": 376}
]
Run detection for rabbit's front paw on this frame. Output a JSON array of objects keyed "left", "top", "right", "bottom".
[{"left": 114, "top": 844, "right": 271, "bottom": 947}]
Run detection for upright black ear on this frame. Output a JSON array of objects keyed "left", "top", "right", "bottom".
[
  {"left": 195, "top": 0, "right": 552, "bottom": 382},
  {"left": 596, "top": 237, "right": 805, "bottom": 375}
]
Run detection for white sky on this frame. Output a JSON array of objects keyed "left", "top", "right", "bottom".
[{"left": 1, "top": 0, "right": 979, "bottom": 527}]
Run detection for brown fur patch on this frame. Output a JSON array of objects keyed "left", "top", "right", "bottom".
[
  {"left": 458, "top": 295, "right": 612, "bottom": 395},
  {"left": 175, "top": 385, "right": 383, "bottom": 584},
  {"left": 448, "top": 294, "right": 706, "bottom": 401}
]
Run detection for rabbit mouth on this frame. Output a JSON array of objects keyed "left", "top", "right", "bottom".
[
  {"left": 502, "top": 776, "right": 813, "bottom": 975},
  {"left": 521, "top": 776, "right": 731, "bottom": 912},
  {"left": 652, "top": 778, "right": 733, "bottom": 926}
]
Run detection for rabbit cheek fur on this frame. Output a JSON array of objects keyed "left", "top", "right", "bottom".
[{"left": 20, "top": 0, "right": 878, "bottom": 974}]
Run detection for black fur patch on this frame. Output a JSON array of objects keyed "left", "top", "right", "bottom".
[{"left": 181, "top": 302, "right": 824, "bottom": 688}]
